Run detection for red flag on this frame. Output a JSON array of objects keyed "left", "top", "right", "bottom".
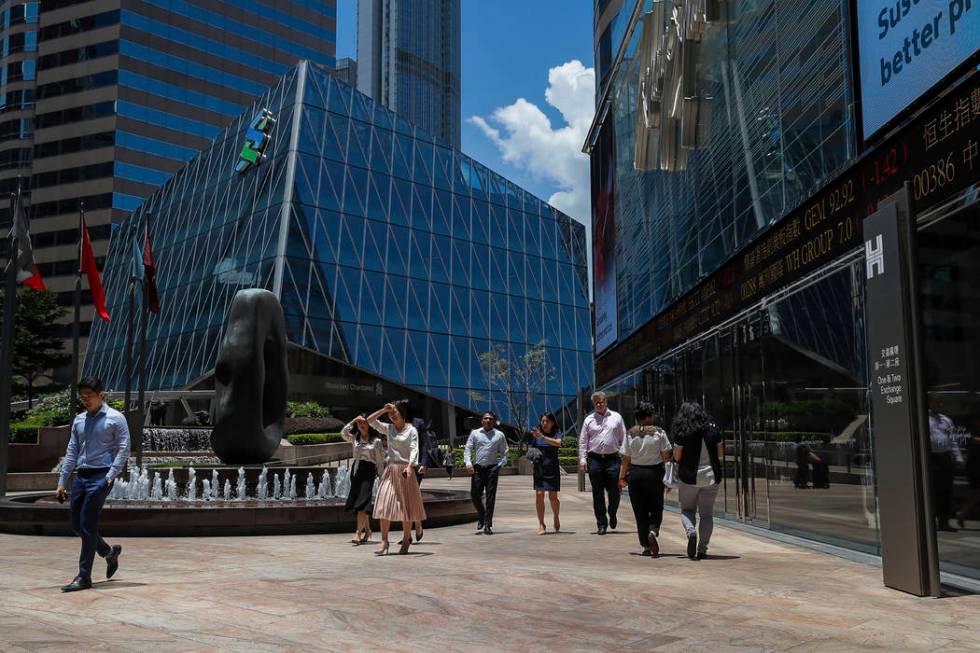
[
  {"left": 8, "top": 189, "right": 45, "bottom": 291},
  {"left": 142, "top": 222, "right": 159, "bottom": 315},
  {"left": 80, "top": 213, "right": 110, "bottom": 322}
]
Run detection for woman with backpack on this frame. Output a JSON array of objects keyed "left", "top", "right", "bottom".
[{"left": 671, "top": 402, "right": 724, "bottom": 560}]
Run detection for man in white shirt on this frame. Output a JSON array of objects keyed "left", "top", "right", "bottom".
[
  {"left": 578, "top": 391, "right": 627, "bottom": 534},
  {"left": 464, "top": 412, "right": 509, "bottom": 535}
]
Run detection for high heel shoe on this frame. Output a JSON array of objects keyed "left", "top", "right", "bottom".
[
  {"left": 398, "top": 538, "right": 411, "bottom": 555},
  {"left": 360, "top": 530, "right": 372, "bottom": 543},
  {"left": 414, "top": 527, "right": 423, "bottom": 542},
  {"left": 374, "top": 541, "right": 390, "bottom": 556},
  {"left": 553, "top": 518, "right": 560, "bottom": 533}
]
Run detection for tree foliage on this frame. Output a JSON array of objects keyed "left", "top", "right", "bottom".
[
  {"left": 0, "top": 289, "right": 71, "bottom": 407},
  {"left": 477, "top": 340, "right": 555, "bottom": 452}
]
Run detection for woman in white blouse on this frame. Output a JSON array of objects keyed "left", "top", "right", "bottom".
[
  {"left": 618, "top": 402, "right": 672, "bottom": 557},
  {"left": 341, "top": 414, "right": 385, "bottom": 544},
  {"left": 367, "top": 399, "right": 426, "bottom": 555}
]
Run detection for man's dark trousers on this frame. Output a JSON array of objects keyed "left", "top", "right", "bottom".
[
  {"left": 471, "top": 464, "right": 500, "bottom": 527},
  {"left": 587, "top": 452, "right": 621, "bottom": 528},
  {"left": 69, "top": 468, "right": 113, "bottom": 579}
]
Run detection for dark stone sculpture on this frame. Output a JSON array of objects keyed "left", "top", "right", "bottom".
[
  {"left": 181, "top": 410, "right": 210, "bottom": 427},
  {"left": 149, "top": 401, "right": 167, "bottom": 426},
  {"left": 210, "top": 289, "right": 288, "bottom": 464}
]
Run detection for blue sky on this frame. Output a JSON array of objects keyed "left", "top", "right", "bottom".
[{"left": 334, "top": 1, "right": 596, "bottom": 227}]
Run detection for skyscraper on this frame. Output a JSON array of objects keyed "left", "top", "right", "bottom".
[
  {"left": 0, "top": 0, "right": 337, "bottom": 370},
  {"left": 357, "top": 0, "right": 460, "bottom": 149}
]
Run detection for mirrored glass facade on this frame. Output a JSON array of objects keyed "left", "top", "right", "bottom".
[
  {"left": 594, "top": 0, "right": 854, "bottom": 346},
  {"left": 84, "top": 62, "right": 593, "bottom": 430}
]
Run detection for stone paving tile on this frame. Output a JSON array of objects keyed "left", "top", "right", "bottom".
[{"left": 0, "top": 476, "right": 978, "bottom": 652}]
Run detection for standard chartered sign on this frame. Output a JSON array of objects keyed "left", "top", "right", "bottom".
[{"left": 855, "top": 0, "right": 979, "bottom": 138}]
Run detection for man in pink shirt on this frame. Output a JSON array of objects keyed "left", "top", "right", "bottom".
[{"left": 579, "top": 391, "right": 627, "bottom": 534}]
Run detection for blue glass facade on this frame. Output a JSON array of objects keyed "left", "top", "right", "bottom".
[{"left": 85, "top": 62, "right": 593, "bottom": 430}]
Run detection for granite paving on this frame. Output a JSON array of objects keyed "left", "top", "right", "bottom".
[{"left": 0, "top": 475, "right": 977, "bottom": 652}]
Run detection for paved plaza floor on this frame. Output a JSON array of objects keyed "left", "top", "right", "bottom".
[{"left": 1, "top": 475, "right": 978, "bottom": 652}]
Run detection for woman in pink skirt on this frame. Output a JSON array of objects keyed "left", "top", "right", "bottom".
[{"left": 368, "top": 399, "right": 426, "bottom": 555}]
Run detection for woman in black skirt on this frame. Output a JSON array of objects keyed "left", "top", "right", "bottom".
[
  {"left": 531, "top": 412, "right": 562, "bottom": 535},
  {"left": 341, "top": 415, "right": 385, "bottom": 544}
]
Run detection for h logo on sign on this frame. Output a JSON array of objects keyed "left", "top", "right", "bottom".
[{"left": 865, "top": 235, "right": 884, "bottom": 279}]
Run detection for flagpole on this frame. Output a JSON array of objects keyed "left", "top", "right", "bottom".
[
  {"left": 0, "top": 192, "right": 18, "bottom": 497},
  {"left": 70, "top": 202, "right": 83, "bottom": 415},
  {"left": 123, "top": 276, "right": 135, "bottom": 414},
  {"left": 136, "top": 214, "right": 151, "bottom": 470}
]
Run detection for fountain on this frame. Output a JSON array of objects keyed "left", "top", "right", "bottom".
[
  {"left": 0, "top": 289, "right": 475, "bottom": 536},
  {"left": 235, "top": 467, "right": 246, "bottom": 501},
  {"left": 256, "top": 467, "right": 269, "bottom": 500},
  {"left": 187, "top": 468, "right": 197, "bottom": 501}
]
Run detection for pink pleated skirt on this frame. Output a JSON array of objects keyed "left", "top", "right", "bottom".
[{"left": 372, "top": 463, "right": 427, "bottom": 523}]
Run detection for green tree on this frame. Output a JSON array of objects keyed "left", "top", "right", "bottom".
[
  {"left": 0, "top": 289, "right": 70, "bottom": 408},
  {"left": 476, "top": 340, "right": 556, "bottom": 453}
]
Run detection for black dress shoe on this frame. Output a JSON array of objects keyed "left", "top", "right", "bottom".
[
  {"left": 597, "top": 525, "right": 607, "bottom": 535},
  {"left": 476, "top": 522, "right": 485, "bottom": 533},
  {"left": 609, "top": 514, "right": 617, "bottom": 530},
  {"left": 696, "top": 550, "right": 707, "bottom": 560},
  {"left": 105, "top": 544, "right": 122, "bottom": 579},
  {"left": 62, "top": 576, "right": 92, "bottom": 592},
  {"left": 640, "top": 549, "right": 652, "bottom": 557},
  {"left": 483, "top": 525, "right": 493, "bottom": 535},
  {"left": 687, "top": 534, "right": 698, "bottom": 560}
]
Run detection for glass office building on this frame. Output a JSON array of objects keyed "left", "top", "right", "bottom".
[
  {"left": 588, "top": 0, "right": 980, "bottom": 589},
  {"left": 84, "top": 61, "right": 593, "bottom": 438},
  {"left": 357, "top": 0, "right": 461, "bottom": 149},
  {"left": 0, "top": 0, "right": 336, "bottom": 362}
]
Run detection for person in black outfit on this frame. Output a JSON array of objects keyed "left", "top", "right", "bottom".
[
  {"left": 411, "top": 416, "right": 436, "bottom": 542},
  {"left": 341, "top": 415, "right": 385, "bottom": 544},
  {"left": 530, "top": 412, "right": 562, "bottom": 535},
  {"left": 618, "top": 402, "right": 673, "bottom": 556}
]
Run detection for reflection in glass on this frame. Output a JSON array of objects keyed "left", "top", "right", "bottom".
[{"left": 919, "top": 199, "right": 980, "bottom": 580}]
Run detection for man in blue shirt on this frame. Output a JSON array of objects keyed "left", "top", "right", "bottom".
[
  {"left": 56, "top": 376, "right": 131, "bottom": 592},
  {"left": 464, "top": 411, "right": 509, "bottom": 535}
]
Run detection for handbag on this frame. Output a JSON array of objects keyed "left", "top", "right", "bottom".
[
  {"left": 662, "top": 460, "right": 679, "bottom": 489},
  {"left": 525, "top": 446, "right": 543, "bottom": 463}
]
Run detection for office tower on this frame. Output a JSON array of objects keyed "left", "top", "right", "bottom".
[
  {"left": 357, "top": 0, "right": 460, "bottom": 149},
  {"left": 0, "top": 0, "right": 336, "bottom": 370}
]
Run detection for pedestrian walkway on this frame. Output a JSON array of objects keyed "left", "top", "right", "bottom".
[{"left": 0, "top": 475, "right": 977, "bottom": 652}]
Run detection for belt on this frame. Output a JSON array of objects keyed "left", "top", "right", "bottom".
[
  {"left": 630, "top": 463, "right": 664, "bottom": 469},
  {"left": 587, "top": 452, "right": 620, "bottom": 460},
  {"left": 76, "top": 467, "right": 110, "bottom": 477}
]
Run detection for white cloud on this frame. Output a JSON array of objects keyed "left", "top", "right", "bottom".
[{"left": 469, "top": 60, "right": 595, "bottom": 231}]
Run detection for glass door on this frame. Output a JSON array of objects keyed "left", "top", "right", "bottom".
[{"left": 715, "top": 316, "right": 770, "bottom": 525}]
